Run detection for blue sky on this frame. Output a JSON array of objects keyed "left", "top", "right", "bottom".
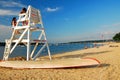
[{"left": 0, "top": 0, "right": 120, "bottom": 43}]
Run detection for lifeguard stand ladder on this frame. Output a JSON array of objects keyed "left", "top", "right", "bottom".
[{"left": 3, "top": 5, "right": 52, "bottom": 61}]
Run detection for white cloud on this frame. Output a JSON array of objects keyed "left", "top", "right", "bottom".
[
  {"left": 0, "top": 9, "right": 19, "bottom": 16},
  {"left": 0, "top": 1, "right": 26, "bottom": 16},
  {"left": 99, "top": 22, "right": 120, "bottom": 37},
  {"left": 0, "top": 1, "right": 26, "bottom": 8},
  {"left": 112, "top": 22, "right": 120, "bottom": 27},
  {"left": 0, "top": 25, "right": 12, "bottom": 42},
  {"left": 101, "top": 31, "right": 115, "bottom": 35},
  {"left": 101, "top": 22, "right": 120, "bottom": 28},
  {"left": 46, "top": 7, "right": 60, "bottom": 12},
  {"left": 81, "top": 32, "right": 114, "bottom": 41}
]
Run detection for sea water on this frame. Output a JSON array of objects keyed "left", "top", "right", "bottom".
[{"left": 0, "top": 43, "right": 101, "bottom": 59}]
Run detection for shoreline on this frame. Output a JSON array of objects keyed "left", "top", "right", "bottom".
[
  {"left": 0, "top": 42, "right": 103, "bottom": 60},
  {"left": 0, "top": 42, "right": 120, "bottom": 80}
]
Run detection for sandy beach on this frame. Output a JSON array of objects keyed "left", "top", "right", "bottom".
[{"left": 0, "top": 42, "right": 120, "bottom": 80}]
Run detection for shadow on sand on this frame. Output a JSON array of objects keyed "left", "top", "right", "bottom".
[{"left": 55, "top": 50, "right": 112, "bottom": 59}]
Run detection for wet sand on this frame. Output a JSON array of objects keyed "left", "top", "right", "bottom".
[{"left": 0, "top": 42, "right": 120, "bottom": 80}]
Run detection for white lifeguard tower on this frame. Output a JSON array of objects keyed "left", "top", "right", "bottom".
[
  {"left": 3, "top": 5, "right": 52, "bottom": 61},
  {"left": 0, "top": 6, "right": 100, "bottom": 69}
]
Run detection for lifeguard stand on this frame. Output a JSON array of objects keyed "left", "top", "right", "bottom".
[{"left": 3, "top": 5, "right": 52, "bottom": 61}]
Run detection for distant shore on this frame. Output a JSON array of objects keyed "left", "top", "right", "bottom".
[{"left": 0, "top": 39, "right": 113, "bottom": 46}]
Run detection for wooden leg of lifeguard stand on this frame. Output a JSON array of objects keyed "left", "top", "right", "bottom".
[{"left": 27, "top": 29, "right": 31, "bottom": 61}]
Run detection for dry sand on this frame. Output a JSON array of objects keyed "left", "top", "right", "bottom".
[{"left": 0, "top": 42, "right": 120, "bottom": 80}]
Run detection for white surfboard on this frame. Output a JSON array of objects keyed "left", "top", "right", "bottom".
[{"left": 0, "top": 58, "right": 100, "bottom": 69}]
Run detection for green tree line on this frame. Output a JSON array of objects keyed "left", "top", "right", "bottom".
[{"left": 113, "top": 32, "right": 120, "bottom": 41}]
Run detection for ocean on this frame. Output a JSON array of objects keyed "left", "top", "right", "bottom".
[{"left": 0, "top": 43, "right": 101, "bottom": 60}]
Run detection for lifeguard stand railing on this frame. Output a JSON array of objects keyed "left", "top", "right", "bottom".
[{"left": 3, "top": 5, "right": 52, "bottom": 61}]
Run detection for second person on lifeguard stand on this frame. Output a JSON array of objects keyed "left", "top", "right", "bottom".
[{"left": 11, "top": 17, "right": 21, "bottom": 34}]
